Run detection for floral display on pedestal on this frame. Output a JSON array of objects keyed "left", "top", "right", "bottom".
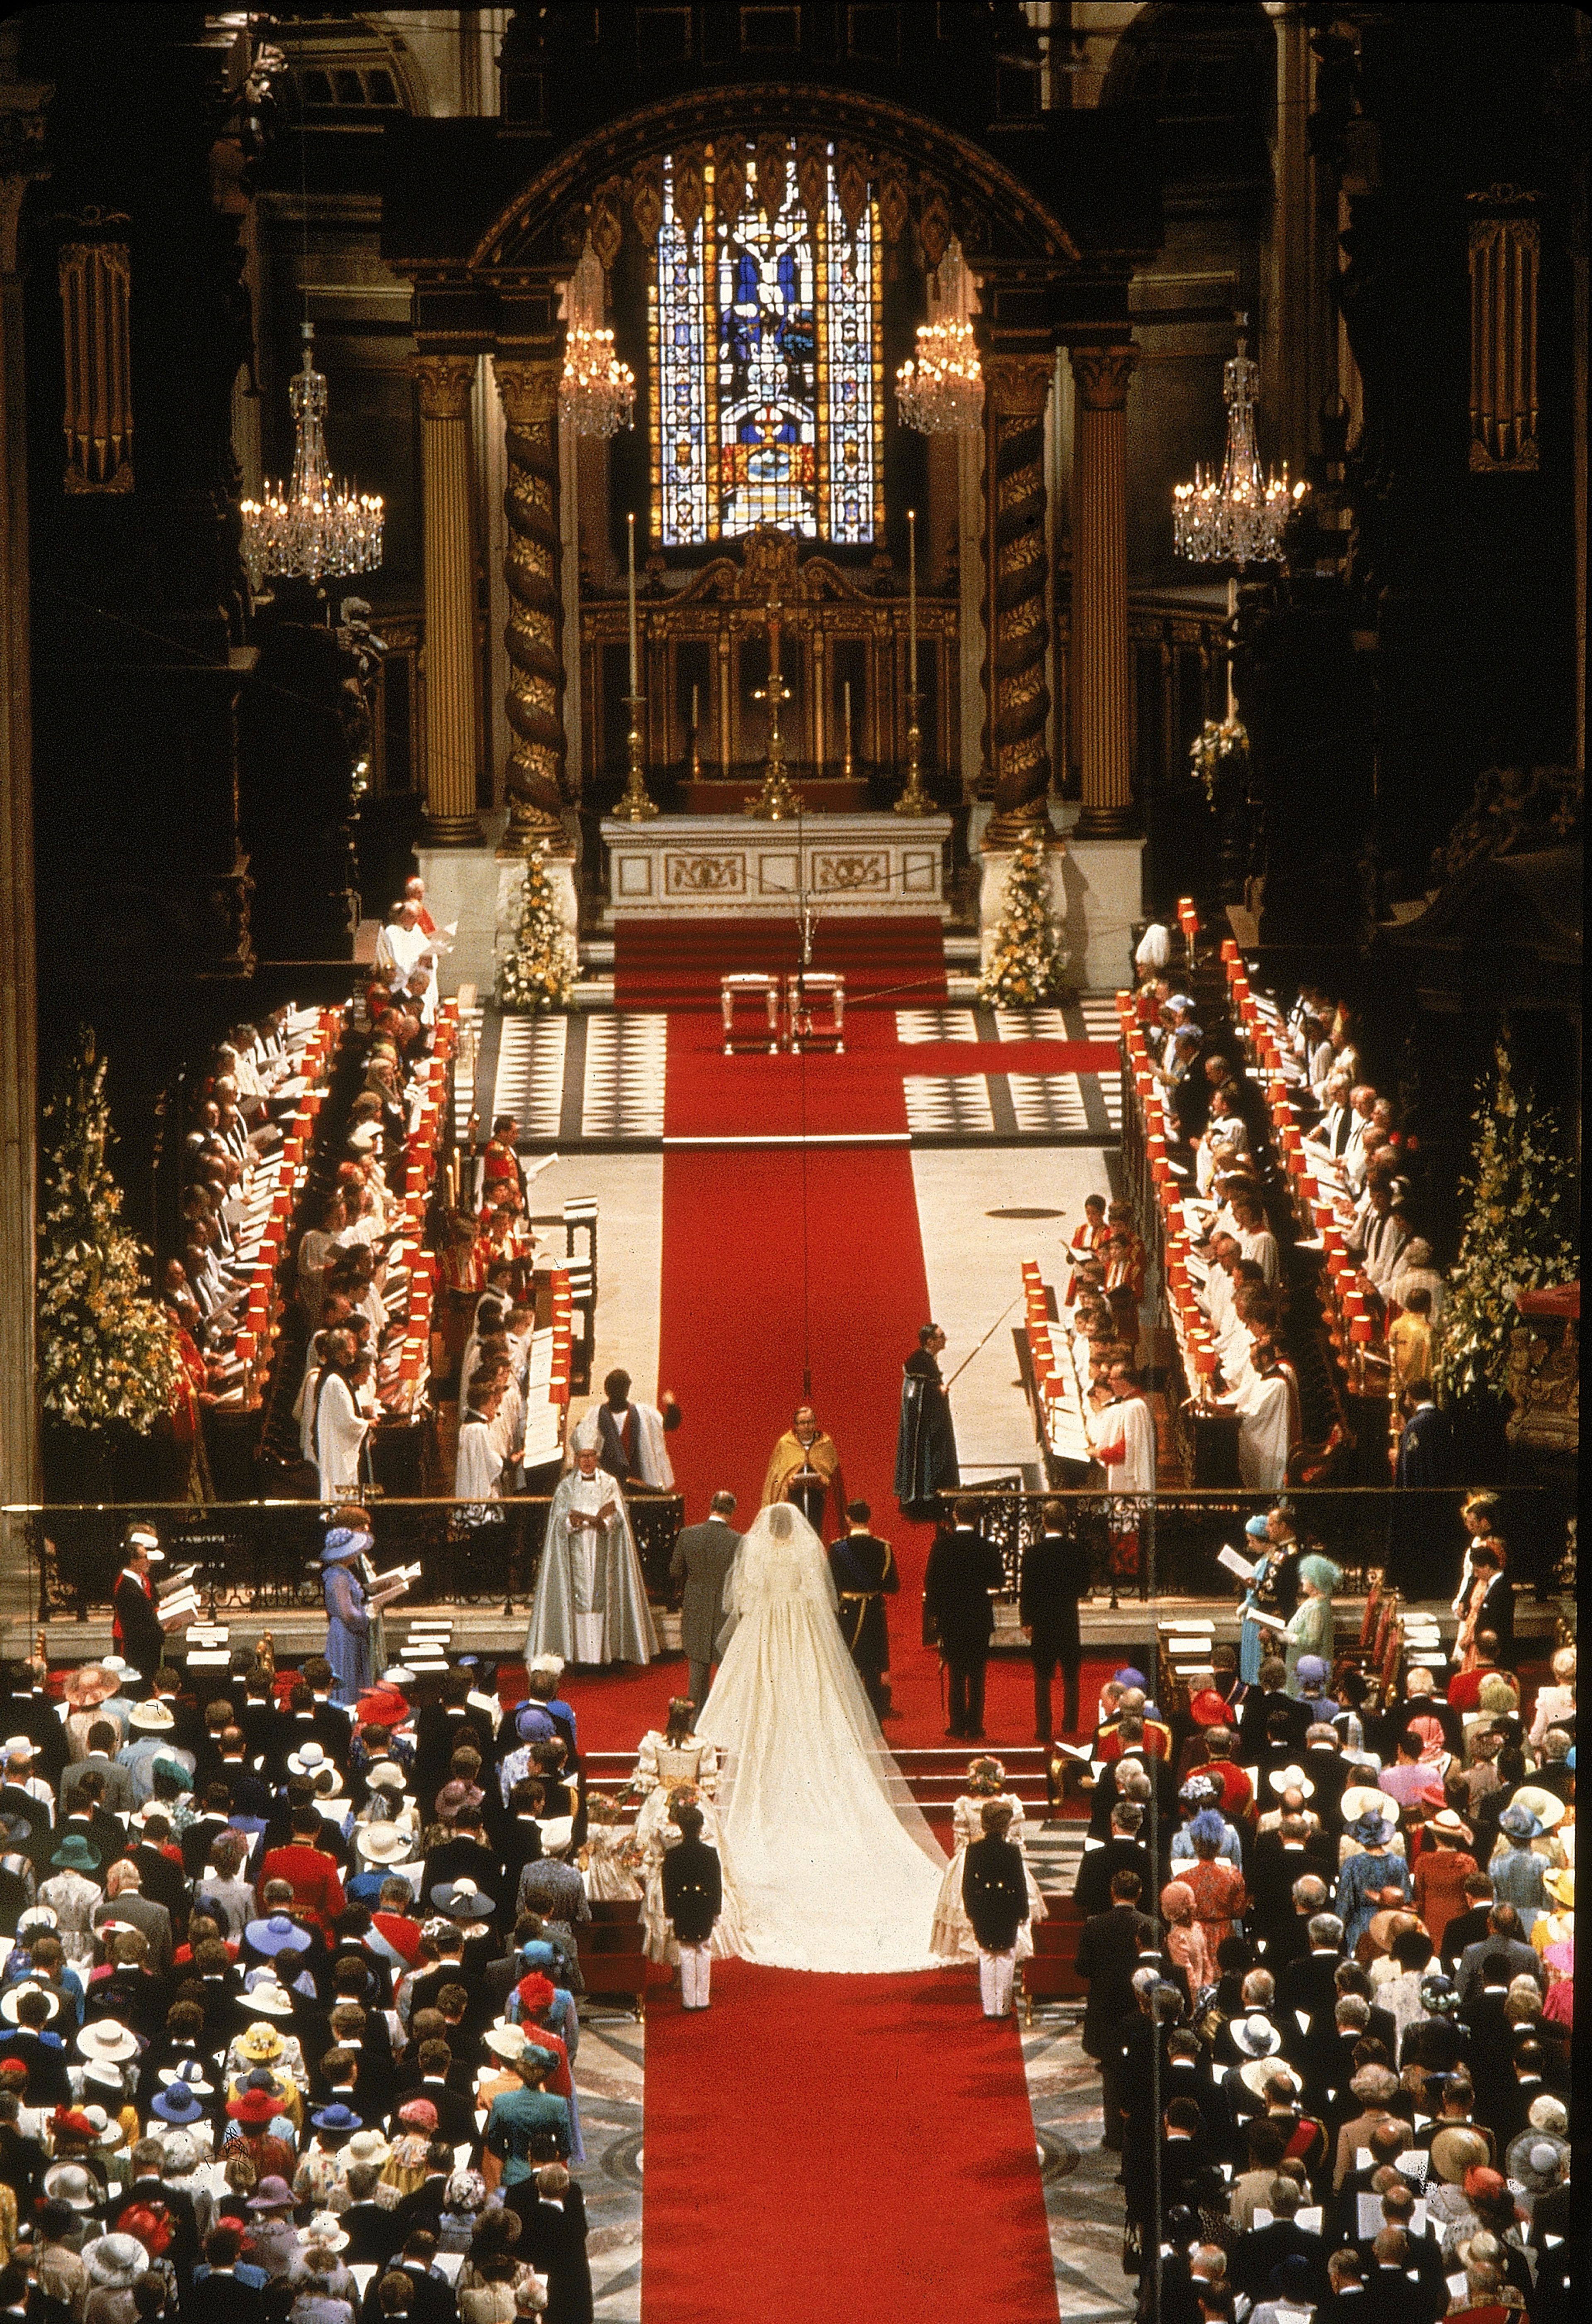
[
  {"left": 37, "top": 1029, "right": 180, "bottom": 1430},
  {"left": 498, "top": 843, "right": 577, "bottom": 1012},
  {"left": 977, "top": 825, "right": 1070, "bottom": 1009},
  {"left": 1434, "top": 1038, "right": 1576, "bottom": 1409}
]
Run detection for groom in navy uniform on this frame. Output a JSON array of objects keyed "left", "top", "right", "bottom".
[
  {"left": 828, "top": 1499, "right": 899, "bottom": 1718},
  {"left": 924, "top": 1499, "right": 1003, "bottom": 1740}
]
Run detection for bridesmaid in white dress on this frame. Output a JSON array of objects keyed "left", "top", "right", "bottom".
[
  {"left": 929, "top": 1757, "right": 1048, "bottom": 1963},
  {"left": 580, "top": 1793, "right": 643, "bottom": 1902},
  {"left": 633, "top": 1699, "right": 753, "bottom": 1961}
]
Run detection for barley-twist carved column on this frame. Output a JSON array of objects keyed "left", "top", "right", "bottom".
[
  {"left": 415, "top": 354, "right": 483, "bottom": 844},
  {"left": 495, "top": 357, "right": 570, "bottom": 847},
  {"left": 1071, "top": 344, "right": 1138, "bottom": 838},
  {"left": 980, "top": 352, "right": 1056, "bottom": 846}
]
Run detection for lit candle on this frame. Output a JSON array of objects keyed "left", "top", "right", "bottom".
[
  {"left": 626, "top": 511, "right": 638, "bottom": 696},
  {"left": 844, "top": 678, "right": 852, "bottom": 750},
  {"left": 691, "top": 682, "right": 699, "bottom": 732},
  {"left": 907, "top": 507, "right": 918, "bottom": 691}
]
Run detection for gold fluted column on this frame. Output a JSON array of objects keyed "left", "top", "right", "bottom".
[
  {"left": 0, "top": 74, "right": 49, "bottom": 1569},
  {"left": 1071, "top": 344, "right": 1138, "bottom": 839},
  {"left": 495, "top": 356, "right": 570, "bottom": 847},
  {"left": 980, "top": 351, "right": 1056, "bottom": 844},
  {"left": 415, "top": 354, "right": 483, "bottom": 844}
]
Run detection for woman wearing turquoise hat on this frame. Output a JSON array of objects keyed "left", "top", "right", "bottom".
[
  {"left": 1284, "top": 1554, "right": 1342, "bottom": 1696},
  {"left": 1235, "top": 1505, "right": 1303, "bottom": 1686}
]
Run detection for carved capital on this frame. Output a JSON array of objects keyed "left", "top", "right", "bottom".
[
  {"left": 413, "top": 354, "right": 476, "bottom": 422},
  {"left": 1070, "top": 344, "right": 1138, "bottom": 412},
  {"left": 0, "top": 80, "right": 52, "bottom": 276},
  {"left": 983, "top": 352, "right": 1054, "bottom": 419},
  {"left": 495, "top": 357, "right": 561, "bottom": 429}
]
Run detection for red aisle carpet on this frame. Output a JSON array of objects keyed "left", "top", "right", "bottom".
[
  {"left": 642, "top": 1963, "right": 1060, "bottom": 2324},
  {"left": 614, "top": 913, "right": 948, "bottom": 1009}
]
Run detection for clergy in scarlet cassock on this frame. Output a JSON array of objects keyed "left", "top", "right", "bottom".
[
  {"left": 761, "top": 1403, "right": 845, "bottom": 1534},
  {"left": 895, "top": 1323, "right": 959, "bottom": 1521},
  {"left": 525, "top": 1444, "right": 659, "bottom": 1669}
]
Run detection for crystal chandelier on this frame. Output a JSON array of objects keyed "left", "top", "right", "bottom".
[
  {"left": 896, "top": 318, "right": 984, "bottom": 434},
  {"left": 240, "top": 324, "right": 384, "bottom": 590},
  {"left": 559, "top": 324, "right": 636, "bottom": 438},
  {"left": 1172, "top": 325, "right": 1307, "bottom": 568}
]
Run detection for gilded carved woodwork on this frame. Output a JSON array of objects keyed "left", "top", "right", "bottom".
[
  {"left": 413, "top": 353, "right": 474, "bottom": 422},
  {"left": 1467, "top": 189, "right": 1540, "bottom": 472},
  {"left": 980, "top": 352, "right": 1054, "bottom": 840},
  {"left": 496, "top": 358, "right": 569, "bottom": 843},
  {"left": 577, "top": 522, "right": 957, "bottom": 782},
  {"left": 58, "top": 214, "right": 133, "bottom": 493}
]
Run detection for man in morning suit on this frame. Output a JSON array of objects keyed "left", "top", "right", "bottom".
[
  {"left": 923, "top": 1498, "right": 1003, "bottom": 1741},
  {"left": 1019, "top": 1497, "right": 1088, "bottom": 1739},
  {"left": 828, "top": 1499, "right": 899, "bottom": 1717},
  {"left": 669, "top": 1492, "right": 741, "bottom": 1714}
]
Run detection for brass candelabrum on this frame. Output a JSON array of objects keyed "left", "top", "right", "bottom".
[
  {"left": 613, "top": 692, "right": 659, "bottom": 820},
  {"left": 746, "top": 592, "right": 801, "bottom": 820},
  {"left": 895, "top": 687, "right": 933, "bottom": 815}
]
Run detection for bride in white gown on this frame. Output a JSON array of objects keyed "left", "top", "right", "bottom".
[{"left": 695, "top": 1500, "right": 946, "bottom": 1973}]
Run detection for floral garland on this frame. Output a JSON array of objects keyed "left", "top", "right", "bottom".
[
  {"left": 1189, "top": 715, "right": 1250, "bottom": 810},
  {"left": 498, "top": 843, "right": 577, "bottom": 1012},
  {"left": 36, "top": 1030, "right": 182, "bottom": 1433},
  {"left": 977, "top": 825, "right": 1070, "bottom": 1009}
]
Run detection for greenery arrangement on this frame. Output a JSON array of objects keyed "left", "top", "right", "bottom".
[
  {"left": 1189, "top": 713, "right": 1250, "bottom": 810},
  {"left": 1434, "top": 1037, "right": 1577, "bottom": 1410},
  {"left": 977, "top": 824, "right": 1070, "bottom": 1009},
  {"left": 498, "top": 843, "right": 577, "bottom": 1012},
  {"left": 37, "top": 1029, "right": 181, "bottom": 1433}
]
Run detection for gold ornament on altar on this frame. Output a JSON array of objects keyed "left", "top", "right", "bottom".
[
  {"left": 745, "top": 591, "right": 801, "bottom": 820},
  {"left": 895, "top": 506, "right": 933, "bottom": 815},
  {"left": 612, "top": 511, "right": 659, "bottom": 820}
]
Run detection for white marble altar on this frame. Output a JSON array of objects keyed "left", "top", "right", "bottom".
[{"left": 598, "top": 810, "right": 953, "bottom": 922}]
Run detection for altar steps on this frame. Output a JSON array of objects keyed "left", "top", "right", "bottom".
[{"left": 611, "top": 913, "right": 949, "bottom": 1011}]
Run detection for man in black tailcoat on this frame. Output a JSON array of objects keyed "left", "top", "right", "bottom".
[
  {"left": 828, "top": 1500, "right": 899, "bottom": 1717},
  {"left": 895, "top": 1324, "right": 959, "bottom": 1520},
  {"left": 1019, "top": 1498, "right": 1088, "bottom": 1740},
  {"left": 923, "top": 1499, "right": 1002, "bottom": 1741}
]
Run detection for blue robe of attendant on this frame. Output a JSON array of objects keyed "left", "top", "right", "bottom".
[
  {"left": 895, "top": 1349, "right": 959, "bottom": 1520},
  {"left": 324, "top": 1562, "right": 372, "bottom": 1707}
]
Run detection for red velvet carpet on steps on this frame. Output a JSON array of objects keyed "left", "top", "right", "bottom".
[
  {"left": 642, "top": 1964, "right": 1061, "bottom": 2324},
  {"left": 613, "top": 912, "right": 949, "bottom": 1009}
]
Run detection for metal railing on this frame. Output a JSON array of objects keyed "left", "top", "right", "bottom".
[{"left": 8, "top": 1484, "right": 1572, "bottom": 1625}]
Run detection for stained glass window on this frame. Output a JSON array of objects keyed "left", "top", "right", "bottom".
[{"left": 648, "top": 141, "right": 881, "bottom": 547}]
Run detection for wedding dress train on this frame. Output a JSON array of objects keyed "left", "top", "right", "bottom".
[{"left": 695, "top": 1502, "right": 945, "bottom": 1973}]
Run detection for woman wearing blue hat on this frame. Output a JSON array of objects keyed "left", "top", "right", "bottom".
[{"left": 321, "top": 1529, "right": 410, "bottom": 1709}]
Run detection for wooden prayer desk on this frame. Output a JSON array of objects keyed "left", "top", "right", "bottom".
[
  {"left": 721, "top": 972, "right": 781, "bottom": 1054},
  {"left": 785, "top": 970, "right": 845, "bottom": 1053}
]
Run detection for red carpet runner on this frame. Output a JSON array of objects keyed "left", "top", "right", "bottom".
[
  {"left": 614, "top": 913, "right": 948, "bottom": 1009},
  {"left": 642, "top": 1963, "right": 1060, "bottom": 2324}
]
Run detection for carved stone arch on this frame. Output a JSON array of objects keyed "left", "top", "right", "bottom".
[{"left": 468, "top": 85, "right": 1083, "bottom": 275}]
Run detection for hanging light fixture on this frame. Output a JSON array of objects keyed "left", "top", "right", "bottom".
[
  {"left": 240, "top": 323, "right": 385, "bottom": 590},
  {"left": 1172, "top": 318, "right": 1307, "bottom": 568},
  {"left": 558, "top": 239, "right": 635, "bottom": 438},
  {"left": 559, "top": 325, "right": 636, "bottom": 438},
  {"left": 895, "top": 317, "right": 983, "bottom": 435}
]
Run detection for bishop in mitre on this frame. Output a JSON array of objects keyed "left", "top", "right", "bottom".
[
  {"left": 526, "top": 1443, "right": 659, "bottom": 1669},
  {"left": 761, "top": 1402, "right": 846, "bottom": 1536}
]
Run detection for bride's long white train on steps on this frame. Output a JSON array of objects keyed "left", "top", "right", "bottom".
[{"left": 695, "top": 1502, "right": 948, "bottom": 1974}]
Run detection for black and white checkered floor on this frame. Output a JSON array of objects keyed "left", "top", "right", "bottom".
[{"left": 476, "top": 998, "right": 1122, "bottom": 1152}]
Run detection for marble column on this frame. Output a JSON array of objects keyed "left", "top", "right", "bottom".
[
  {"left": 415, "top": 354, "right": 483, "bottom": 844},
  {"left": 980, "top": 351, "right": 1056, "bottom": 846},
  {"left": 495, "top": 356, "right": 570, "bottom": 847},
  {"left": 0, "top": 75, "right": 48, "bottom": 1561},
  {"left": 1071, "top": 344, "right": 1138, "bottom": 839}
]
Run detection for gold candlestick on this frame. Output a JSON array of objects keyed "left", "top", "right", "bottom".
[
  {"left": 896, "top": 686, "right": 932, "bottom": 815},
  {"left": 842, "top": 678, "right": 854, "bottom": 780},
  {"left": 746, "top": 592, "right": 801, "bottom": 820},
  {"left": 689, "top": 681, "right": 701, "bottom": 783},
  {"left": 613, "top": 691, "right": 658, "bottom": 820}
]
